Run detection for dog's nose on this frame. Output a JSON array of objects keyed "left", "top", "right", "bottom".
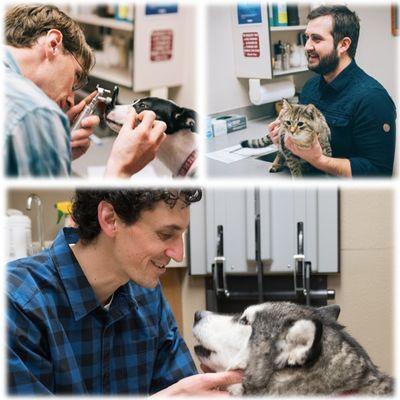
[{"left": 194, "top": 311, "right": 203, "bottom": 325}]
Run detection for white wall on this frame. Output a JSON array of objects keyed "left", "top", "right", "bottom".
[
  {"left": 207, "top": 3, "right": 398, "bottom": 114},
  {"left": 354, "top": 5, "right": 398, "bottom": 102}
]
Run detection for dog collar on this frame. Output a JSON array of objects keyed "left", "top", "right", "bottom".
[{"left": 177, "top": 150, "right": 197, "bottom": 177}]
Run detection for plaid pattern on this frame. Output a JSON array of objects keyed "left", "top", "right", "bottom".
[
  {"left": 7, "top": 228, "right": 197, "bottom": 394},
  {"left": 4, "top": 48, "right": 71, "bottom": 177}
]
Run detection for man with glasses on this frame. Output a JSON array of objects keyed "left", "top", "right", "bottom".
[{"left": 4, "top": 4, "right": 167, "bottom": 177}]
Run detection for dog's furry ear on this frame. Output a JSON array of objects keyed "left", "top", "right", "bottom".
[
  {"left": 316, "top": 305, "right": 340, "bottom": 321},
  {"left": 275, "top": 319, "right": 323, "bottom": 368}
]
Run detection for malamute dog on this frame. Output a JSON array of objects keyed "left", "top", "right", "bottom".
[{"left": 193, "top": 302, "right": 393, "bottom": 395}]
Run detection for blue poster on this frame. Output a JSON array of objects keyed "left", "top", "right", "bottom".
[
  {"left": 145, "top": 4, "right": 178, "bottom": 15},
  {"left": 237, "top": 3, "right": 262, "bottom": 24}
]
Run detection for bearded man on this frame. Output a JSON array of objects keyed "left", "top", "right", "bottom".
[{"left": 268, "top": 5, "right": 396, "bottom": 177}]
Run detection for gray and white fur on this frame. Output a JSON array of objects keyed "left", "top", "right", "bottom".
[
  {"left": 241, "top": 99, "right": 332, "bottom": 177},
  {"left": 193, "top": 302, "right": 393, "bottom": 395}
]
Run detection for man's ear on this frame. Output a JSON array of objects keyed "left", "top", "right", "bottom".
[
  {"left": 44, "top": 29, "right": 63, "bottom": 59},
  {"left": 98, "top": 201, "right": 117, "bottom": 238},
  {"left": 274, "top": 319, "right": 322, "bottom": 368},
  {"left": 337, "top": 36, "right": 351, "bottom": 56}
]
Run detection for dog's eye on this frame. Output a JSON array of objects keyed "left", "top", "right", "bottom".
[{"left": 239, "top": 316, "right": 249, "bottom": 325}]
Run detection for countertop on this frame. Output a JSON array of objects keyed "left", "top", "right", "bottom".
[{"left": 206, "top": 116, "right": 288, "bottom": 178}]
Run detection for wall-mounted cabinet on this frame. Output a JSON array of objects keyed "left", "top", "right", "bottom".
[
  {"left": 64, "top": 4, "right": 189, "bottom": 92},
  {"left": 231, "top": 3, "right": 311, "bottom": 79},
  {"left": 189, "top": 188, "right": 339, "bottom": 276}
]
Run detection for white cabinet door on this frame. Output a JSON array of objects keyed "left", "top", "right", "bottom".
[
  {"left": 259, "top": 188, "right": 338, "bottom": 273},
  {"left": 189, "top": 188, "right": 339, "bottom": 275}
]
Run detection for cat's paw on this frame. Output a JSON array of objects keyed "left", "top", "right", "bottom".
[
  {"left": 240, "top": 140, "right": 249, "bottom": 148},
  {"left": 269, "top": 166, "right": 281, "bottom": 173}
]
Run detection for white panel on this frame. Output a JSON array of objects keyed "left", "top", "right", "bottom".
[
  {"left": 188, "top": 198, "right": 207, "bottom": 275},
  {"left": 134, "top": 5, "right": 187, "bottom": 91},
  {"left": 231, "top": 3, "right": 273, "bottom": 79},
  {"left": 317, "top": 188, "right": 339, "bottom": 273},
  {"left": 246, "top": 188, "right": 256, "bottom": 260},
  {"left": 269, "top": 189, "right": 296, "bottom": 271},
  {"left": 305, "top": 189, "right": 318, "bottom": 272}
]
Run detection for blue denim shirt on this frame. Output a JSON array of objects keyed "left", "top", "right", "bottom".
[
  {"left": 7, "top": 228, "right": 197, "bottom": 394},
  {"left": 300, "top": 60, "right": 396, "bottom": 176},
  {"left": 4, "top": 48, "right": 71, "bottom": 177}
]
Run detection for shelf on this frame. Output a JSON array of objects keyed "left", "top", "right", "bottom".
[
  {"left": 70, "top": 14, "right": 134, "bottom": 31},
  {"left": 273, "top": 66, "right": 308, "bottom": 76},
  {"left": 270, "top": 25, "right": 307, "bottom": 32},
  {"left": 90, "top": 65, "right": 132, "bottom": 87}
]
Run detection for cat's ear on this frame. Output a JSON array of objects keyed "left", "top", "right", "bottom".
[
  {"left": 282, "top": 98, "right": 291, "bottom": 111},
  {"left": 304, "top": 104, "right": 318, "bottom": 120}
]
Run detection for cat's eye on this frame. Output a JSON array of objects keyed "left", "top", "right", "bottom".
[
  {"left": 297, "top": 122, "right": 305, "bottom": 128},
  {"left": 239, "top": 316, "right": 249, "bottom": 325},
  {"left": 284, "top": 120, "right": 291, "bottom": 126}
]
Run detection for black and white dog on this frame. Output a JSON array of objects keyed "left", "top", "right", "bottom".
[{"left": 106, "top": 97, "right": 198, "bottom": 177}]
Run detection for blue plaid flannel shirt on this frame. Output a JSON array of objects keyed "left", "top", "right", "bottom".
[
  {"left": 7, "top": 227, "right": 197, "bottom": 394},
  {"left": 4, "top": 47, "right": 71, "bottom": 177}
]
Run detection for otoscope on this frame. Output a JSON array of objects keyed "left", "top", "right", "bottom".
[{"left": 71, "top": 84, "right": 119, "bottom": 145}]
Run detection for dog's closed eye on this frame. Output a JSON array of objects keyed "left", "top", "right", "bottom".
[{"left": 239, "top": 316, "right": 250, "bottom": 325}]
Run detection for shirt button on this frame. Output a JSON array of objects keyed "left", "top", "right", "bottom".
[{"left": 383, "top": 123, "right": 391, "bottom": 133}]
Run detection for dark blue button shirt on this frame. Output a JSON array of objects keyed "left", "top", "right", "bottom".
[
  {"left": 7, "top": 228, "right": 197, "bottom": 395},
  {"left": 300, "top": 60, "right": 396, "bottom": 176}
]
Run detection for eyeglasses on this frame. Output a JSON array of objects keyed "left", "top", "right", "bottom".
[{"left": 67, "top": 50, "right": 89, "bottom": 91}]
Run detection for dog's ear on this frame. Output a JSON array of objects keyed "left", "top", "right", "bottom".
[
  {"left": 174, "top": 108, "right": 198, "bottom": 132},
  {"left": 274, "top": 319, "right": 322, "bottom": 368},
  {"left": 316, "top": 305, "right": 340, "bottom": 321}
]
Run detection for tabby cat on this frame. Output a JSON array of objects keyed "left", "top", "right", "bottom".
[{"left": 241, "top": 99, "right": 332, "bottom": 177}]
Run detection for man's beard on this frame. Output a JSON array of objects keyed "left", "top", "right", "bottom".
[{"left": 308, "top": 47, "right": 339, "bottom": 75}]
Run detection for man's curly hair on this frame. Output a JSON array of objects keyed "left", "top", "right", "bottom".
[{"left": 72, "top": 189, "right": 202, "bottom": 244}]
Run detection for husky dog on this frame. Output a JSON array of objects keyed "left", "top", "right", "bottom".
[
  {"left": 106, "top": 97, "right": 198, "bottom": 177},
  {"left": 193, "top": 302, "right": 393, "bottom": 395}
]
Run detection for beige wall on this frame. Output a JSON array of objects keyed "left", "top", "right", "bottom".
[
  {"left": 7, "top": 189, "right": 75, "bottom": 244},
  {"left": 328, "top": 189, "right": 394, "bottom": 375},
  {"left": 181, "top": 188, "right": 394, "bottom": 375}
]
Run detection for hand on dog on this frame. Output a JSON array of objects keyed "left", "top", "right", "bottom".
[
  {"left": 68, "top": 91, "right": 100, "bottom": 160},
  {"left": 105, "top": 109, "right": 167, "bottom": 178},
  {"left": 152, "top": 371, "right": 243, "bottom": 397}
]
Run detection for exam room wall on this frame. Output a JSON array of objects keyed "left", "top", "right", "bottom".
[
  {"left": 206, "top": 4, "right": 398, "bottom": 114},
  {"left": 180, "top": 189, "right": 394, "bottom": 375}
]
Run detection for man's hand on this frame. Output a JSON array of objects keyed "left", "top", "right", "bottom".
[
  {"left": 284, "top": 136, "right": 352, "bottom": 177},
  {"left": 67, "top": 91, "right": 100, "bottom": 160},
  {"left": 105, "top": 109, "right": 167, "bottom": 178},
  {"left": 284, "top": 135, "right": 323, "bottom": 165},
  {"left": 267, "top": 116, "right": 282, "bottom": 146},
  {"left": 152, "top": 371, "right": 243, "bottom": 397}
]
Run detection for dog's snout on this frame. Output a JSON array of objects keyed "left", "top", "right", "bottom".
[{"left": 194, "top": 311, "right": 204, "bottom": 325}]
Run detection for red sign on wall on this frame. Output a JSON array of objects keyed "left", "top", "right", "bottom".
[
  {"left": 150, "top": 29, "right": 173, "bottom": 61},
  {"left": 242, "top": 32, "right": 260, "bottom": 57}
]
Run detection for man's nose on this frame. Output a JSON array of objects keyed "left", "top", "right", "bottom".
[
  {"left": 305, "top": 38, "right": 314, "bottom": 52},
  {"left": 165, "top": 236, "right": 184, "bottom": 262}
]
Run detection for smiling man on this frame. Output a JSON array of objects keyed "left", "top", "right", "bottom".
[
  {"left": 7, "top": 189, "right": 242, "bottom": 395},
  {"left": 269, "top": 5, "right": 396, "bottom": 177}
]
